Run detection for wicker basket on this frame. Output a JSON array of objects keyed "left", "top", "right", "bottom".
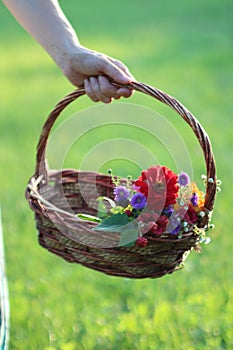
[{"left": 25, "top": 81, "right": 217, "bottom": 279}]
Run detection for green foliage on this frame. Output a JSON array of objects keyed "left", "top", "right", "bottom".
[
  {"left": 77, "top": 214, "right": 101, "bottom": 223},
  {"left": 96, "top": 197, "right": 108, "bottom": 219},
  {"left": 0, "top": 0, "right": 232, "bottom": 349},
  {"left": 94, "top": 212, "right": 138, "bottom": 246},
  {"left": 119, "top": 227, "right": 139, "bottom": 247},
  {"left": 94, "top": 213, "right": 130, "bottom": 232}
]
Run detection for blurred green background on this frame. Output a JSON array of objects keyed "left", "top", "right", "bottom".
[{"left": 0, "top": 0, "right": 232, "bottom": 349}]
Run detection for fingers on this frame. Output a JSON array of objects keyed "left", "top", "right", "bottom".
[
  {"left": 84, "top": 76, "right": 133, "bottom": 103},
  {"left": 84, "top": 77, "right": 111, "bottom": 103},
  {"left": 116, "top": 87, "right": 134, "bottom": 99},
  {"left": 97, "top": 56, "right": 135, "bottom": 100},
  {"left": 100, "top": 56, "right": 135, "bottom": 84}
]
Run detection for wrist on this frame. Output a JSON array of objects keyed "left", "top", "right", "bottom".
[{"left": 48, "top": 31, "right": 82, "bottom": 70}]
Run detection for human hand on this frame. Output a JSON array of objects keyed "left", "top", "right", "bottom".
[{"left": 62, "top": 46, "right": 135, "bottom": 103}]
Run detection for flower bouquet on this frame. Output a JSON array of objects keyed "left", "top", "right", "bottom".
[{"left": 81, "top": 165, "right": 215, "bottom": 250}]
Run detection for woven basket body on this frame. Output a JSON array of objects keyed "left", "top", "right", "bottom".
[{"left": 26, "top": 82, "right": 217, "bottom": 279}]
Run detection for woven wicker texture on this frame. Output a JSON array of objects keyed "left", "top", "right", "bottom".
[{"left": 25, "top": 81, "right": 217, "bottom": 278}]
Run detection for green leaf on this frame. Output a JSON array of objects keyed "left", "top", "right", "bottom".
[
  {"left": 93, "top": 213, "right": 130, "bottom": 232},
  {"left": 119, "top": 225, "right": 139, "bottom": 247},
  {"left": 77, "top": 214, "right": 102, "bottom": 223},
  {"left": 97, "top": 198, "right": 108, "bottom": 219}
]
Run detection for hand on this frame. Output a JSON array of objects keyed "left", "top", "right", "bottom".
[{"left": 62, "top": 46, "right": 135, "bottom": 103}]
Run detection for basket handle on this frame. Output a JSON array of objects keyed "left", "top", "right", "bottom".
[{"left": 35, "top": 81, "right": 217, "bottom": 213}]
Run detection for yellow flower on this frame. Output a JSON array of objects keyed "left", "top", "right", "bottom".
[
  {"left": 191, "top": 183, "right": 205, "bottom": 211},
  {"left": 110, "top": 206, "right": 125, "bottom": 214}
]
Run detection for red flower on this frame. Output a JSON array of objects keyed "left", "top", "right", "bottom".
[
  {"left": 135, "top": 166, "right": 179, "bottom": 211},
  {"left": 124, "top": 209, "right": 132, "bottom": 217},
  {"left": 154, "top": 215, "right": 169, "bottom": 235},
  {"left": 184, "top": 205, "right": 198, "bottom": 224},
  {"left": 136, "top": 237, "right": 148, "bottom": 247},
  {"left": 138, "top": 211, "right": 159, "bottom": 234}
]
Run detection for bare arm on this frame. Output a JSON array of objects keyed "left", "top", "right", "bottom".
[{"left": 2, "top": 0, "right": 134, "bottom": 103}]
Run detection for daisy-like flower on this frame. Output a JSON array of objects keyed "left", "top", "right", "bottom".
[
  {"left": 178, "top": 172, "right": 190, "bottom": 186},
  {"left": 131, "top": 193, "right": 147, "bottom": 210},
  {"left": 113, "top": 186, "right": 130, "bottom": 203}
]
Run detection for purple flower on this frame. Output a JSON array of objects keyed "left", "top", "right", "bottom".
[
  {"left": 191, "top": 193, "right": 198, "bottom": 206},
  {"left": 178, "top": 172, "right": 190, "bottom": 186},
  {"left": 131, "top": 193, "right": 147, "bottom": 210},
  {"left": 163, "top": 205, "right": 174, "bottom": 218},
  {"left": 114, "top": 186, "right": 130, "bottom": 202},
  {"left": 167, "top": 215, "right": 181, "bottom": 234},
  {"left": 171, "top": 224, "right": 181, "bottom": 235}
]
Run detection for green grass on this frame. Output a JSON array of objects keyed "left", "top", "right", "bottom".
[{"left": 0, "top": 0, "right": 232, "bottom": 349}]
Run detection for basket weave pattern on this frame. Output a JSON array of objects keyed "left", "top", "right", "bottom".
[{"left": 25, "top": 82, "right": 217, "bottom": 279}]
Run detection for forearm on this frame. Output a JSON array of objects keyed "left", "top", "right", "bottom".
[
  {"left": 2, "top": 0, "right": 80, "bottom": 68},
  {"left": 3, "top": 0, "right": 134, "bottom": 102}
]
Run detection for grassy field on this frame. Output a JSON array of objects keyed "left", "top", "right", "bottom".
[{"left": 0, "top": 0, "right": 232, "bottom": 349}]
